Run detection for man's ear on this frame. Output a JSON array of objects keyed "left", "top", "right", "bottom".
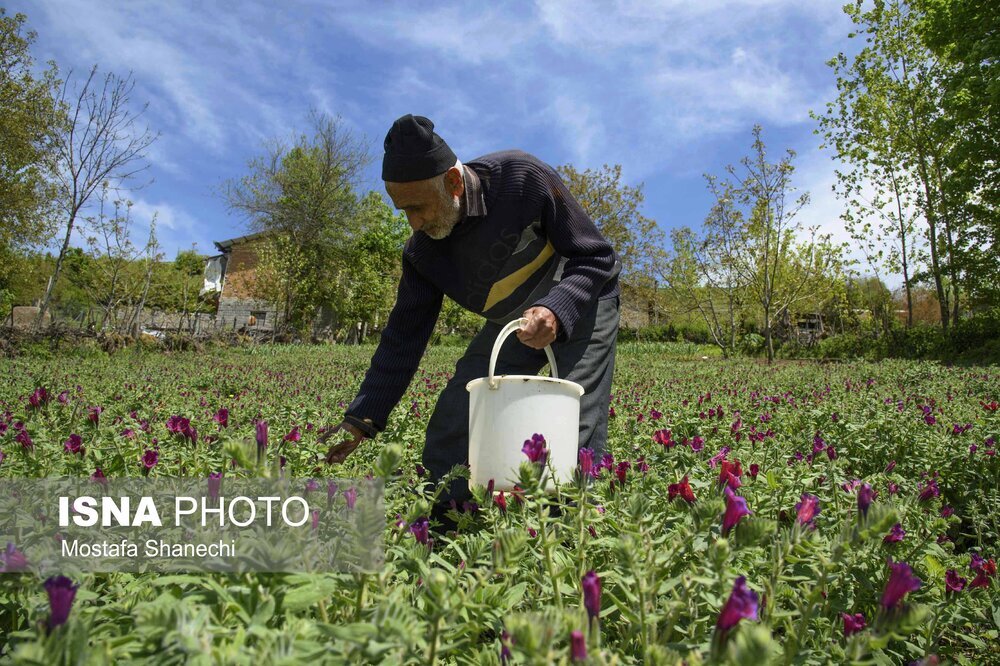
[{"left": 444, "top": 166, "right": 465, "bottom": 198}]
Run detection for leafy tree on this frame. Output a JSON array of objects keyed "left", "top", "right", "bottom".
[
  {"left": 918, "top": 0, "right": 1000, "bottom": 308},
  {"left": 144, "top": 248, "right": 211, "bottom": 315},
  {"left": 556, "top": 163, "right": 665, "bottom": 298},
  {"left": 726, "top": 127, "right": 836, "bottom": 362},
  {"left": 221, "top": 111, "right": 370, "bottom": 333},
  {"left": 815, "top": 0, "right": 965, "bottom": 330},
  {"left": 0, "top": 9, "right": 63, "bottom": 308},
  {"left": 333, "top": 191, "right": 411, "bottom": 342}
]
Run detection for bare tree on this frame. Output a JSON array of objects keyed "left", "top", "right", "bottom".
[
  {"left": 660, "top": 176, "right": 749, "bottom": 358},
  {"left": 81, "top": 184, "right": 150, "bottom": 331},
  {"left": 129, "top": 216, "right": 161, "bottom": 337},
  {"left": 35, "top": 65, "right": 158, "bottom": 328}
]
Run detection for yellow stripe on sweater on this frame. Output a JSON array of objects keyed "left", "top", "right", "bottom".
[{"left": 483, "top": 241, "right": 555, "bottom": 312}]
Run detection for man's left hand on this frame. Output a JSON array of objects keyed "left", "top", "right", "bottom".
[{"left": 517, "top": 306, "right": 559, "bottom": 349}]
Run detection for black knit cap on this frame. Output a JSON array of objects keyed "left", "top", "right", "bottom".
[{"left": 382, "top": 114, "right": 457, "bottom": 182}]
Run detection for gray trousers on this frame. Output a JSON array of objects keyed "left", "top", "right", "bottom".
[{"left": 423, "top": 295, "right": 620, "bottom": 506}]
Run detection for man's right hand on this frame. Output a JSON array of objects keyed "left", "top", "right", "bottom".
[{"left": 319, "top": 421, "right": 366, "bottom": 465}]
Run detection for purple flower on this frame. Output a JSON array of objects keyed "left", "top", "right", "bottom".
[
  {"left": 708, "top": 447, "right": 731, "bottom": 469},
  {"left": 283, "top": 426, "right": 301, "bottom": 443},
  {"left": 141, "top": 449, "right": 159, "bottom": 470},
  {"left": 213, "top": 408, "right": 229, "bottom": 428},
  {"left": 918, "top": 478, "right": 940, "bottom": 502},
  {"left": 582, "top": 570, "right": 601, "bottom": 621},
  {"left": 255, "top": 420, "right": 269, "bottom": 458},
  {"left": 208, "top": 472, "right": 222, "bottom": 500},
  {"left": 410, "top": 516, "right": 430, "bottom": 545},
  {"left": 166, "top": 415, "right": 186, "bottom": 434},
  {"left": 653, "top": 428, "right": 674, "bottom": 448},
  {"left": 841, "top": 612, "right": 866, "bottom": 636},
  {"left": 885, "top": 460, "right": 897, "bottom": 474},
  {"left": 570, "top": 630, "right": 587, "bottom": 662},
  {"left": 87, "top": 406, "right": 102, "bottom": 425},
  {"left": 343, "top": 487, "right": 357, "bottom": 510},
  {"left": 881, "top": 559, "right": 922, "bottom": 610},
  {"left": 884, "top": 523, "right": 906, "bottom": 544},
  {"left": 669, "top": 475, "right": 696, "bottom": 503},
  {"left": 500, "top": 630, "right": 513, "bottom": 664},
  {"left": 578, "top": 447, "right": 594, "bottom": 478},
  {"left": 1, "top": 542, "right": 28, "bottom": 572},
  {"left": 615, "top": 461, "right": 630, "bottom": 486},
  {"left": 857, "top": 483, "right": 876, "bottom": 517},
  {"left": 945, "top": 570, "right": 966, "bottom": 593},
  {"left": 722, "top": 486, "right": 751, "bottom": 535},
  {"left": 718, "top": 460, "right": 743, "bottom": 489},
  {"left": 44, "top": 576, "right": 78, "bottom": 629},
  {"left": 15, "top": 429, "right": 33, "bottom": 450},
  {"left": 795, "top": 494, "right": 820, "bottom": 528},
  {"left": 311, "top": 509, "right": 320, "bottom": 531},
  {"left": 716, "top": 576, "right": 759, "bottom": 632},
  {"left": 599, "top": 453, "right": 614, "bottom": 471},
  {"left": 90, "top": 467, "right": 107, "bottom": 485},
  {"left": 28, "top": 387, "right": 50, "bottom": 409},
  {"left": 57, "top": 390, "right": 69, "bottom": 404},
  {"left": 63, "top": 434, "right": 84, "bottom": 456},
  {"left": 522, "top": 433, "right": 548, "bottom": 464}
]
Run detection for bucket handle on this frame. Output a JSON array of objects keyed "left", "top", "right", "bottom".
[{"left": 489, "top": 318, "right": 559, "bottom": 389}]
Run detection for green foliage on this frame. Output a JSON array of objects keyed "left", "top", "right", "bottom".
[
  {"left": 0, "top": 9, "right": 63, "bottom": 297},
  {"left": 220, "top": 111, "right": 372, "bottom": 336},
  {"left": 0, "top": 347, "right": 998, "bottom": 663},
  {"left": 556, "top": 163, "right": 665, "bottom": 291}
]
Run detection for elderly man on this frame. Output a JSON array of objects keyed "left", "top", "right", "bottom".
[{"left": 321, "top": 114, "right": 621, "bottom": 528}]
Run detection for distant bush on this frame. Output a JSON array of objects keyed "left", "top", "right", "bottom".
[
  {"left": 888, "top": 324, "right": 946, "bottom": 359},
  {"left": 619, "top": 320, "right": 713, "bottom": 345},
  {"left": 949, "top": 307, "right": 1000, "bottom": 352},
  {"left": 739, "top": 333, "right": 766, "bottom": 357}
]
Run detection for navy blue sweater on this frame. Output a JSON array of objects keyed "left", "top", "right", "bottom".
[{"left": 344, "top": 150, "right": 621, "bottom": 436}]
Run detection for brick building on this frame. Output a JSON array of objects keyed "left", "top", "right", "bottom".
[{"left": 203, "top": 231, "right": 280, "bottom": 331}]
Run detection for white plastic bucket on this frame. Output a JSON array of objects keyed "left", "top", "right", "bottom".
[{"left": 466, "top": 318, "right": 585, "bottom": 492}]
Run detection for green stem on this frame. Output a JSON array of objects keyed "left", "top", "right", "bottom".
[
  {"left": 427, "top": 615, "right": 441, "bottom": 665},
  {"left": 537, "top": 499, "right": 563, "bottom": 611},
  {"left": 354, "top": 573, "right": 367, "bottom": 621}
]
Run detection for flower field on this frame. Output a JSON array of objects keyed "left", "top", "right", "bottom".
[{"left": 1, "top": 343, "right": 998, "bottom": 664}]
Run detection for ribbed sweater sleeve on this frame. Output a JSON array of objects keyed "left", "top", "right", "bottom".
[
  {"left": 344, "top": 253, "right": 443, "bottom": 434},
  {"left": 527, "top": 162, "right": 620, "bottom": 339}
]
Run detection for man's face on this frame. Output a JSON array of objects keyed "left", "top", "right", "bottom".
[{"left": 386, "top": 175, "right": 462, "bottom": 240}]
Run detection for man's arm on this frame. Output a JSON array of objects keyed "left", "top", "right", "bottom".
[
  {"left": 343, "top": 254, "right": 444, "bottom": 435},
  {"left": 528, "top": 162, "right": 621, "bottom": 340}
]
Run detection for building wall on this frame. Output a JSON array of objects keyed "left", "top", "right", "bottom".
[
  {"left": 216, "top": 297, "right": 280, "bottom": 331},
  {"left": 221, "top": 241, "right": 263, "bottom": 301}
]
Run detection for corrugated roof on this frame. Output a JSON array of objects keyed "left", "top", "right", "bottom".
[{"left": 213, "top": 230, "right": 272, "bottom": 252}]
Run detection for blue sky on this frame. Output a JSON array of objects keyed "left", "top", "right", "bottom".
[{"left": 14, "top": 0, "right": 860, "bottom": 266}]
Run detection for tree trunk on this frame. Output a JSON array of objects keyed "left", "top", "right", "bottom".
[
  {"left": 764, "top": 307, "right": 774, "bottom": 364},
  {"left": 916, "top": 155, "right": 949, "bottom": 330},
  {"left": 35, "top": 208, "right": 80, "bottom": 329},
  {"left": 890, "top": 171, "right": 914, "bottom": 328},
  {"left": 132, "top": 261, "right": 153, "bottom": 338}
]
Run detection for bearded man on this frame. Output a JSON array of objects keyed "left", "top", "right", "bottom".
[{"left": 321, "top": 114, "right": 621, "bottom": 530}]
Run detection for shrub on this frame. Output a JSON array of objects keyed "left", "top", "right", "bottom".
[{"left": 889, "top": 324, "right": 946, "bottom": 359}]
